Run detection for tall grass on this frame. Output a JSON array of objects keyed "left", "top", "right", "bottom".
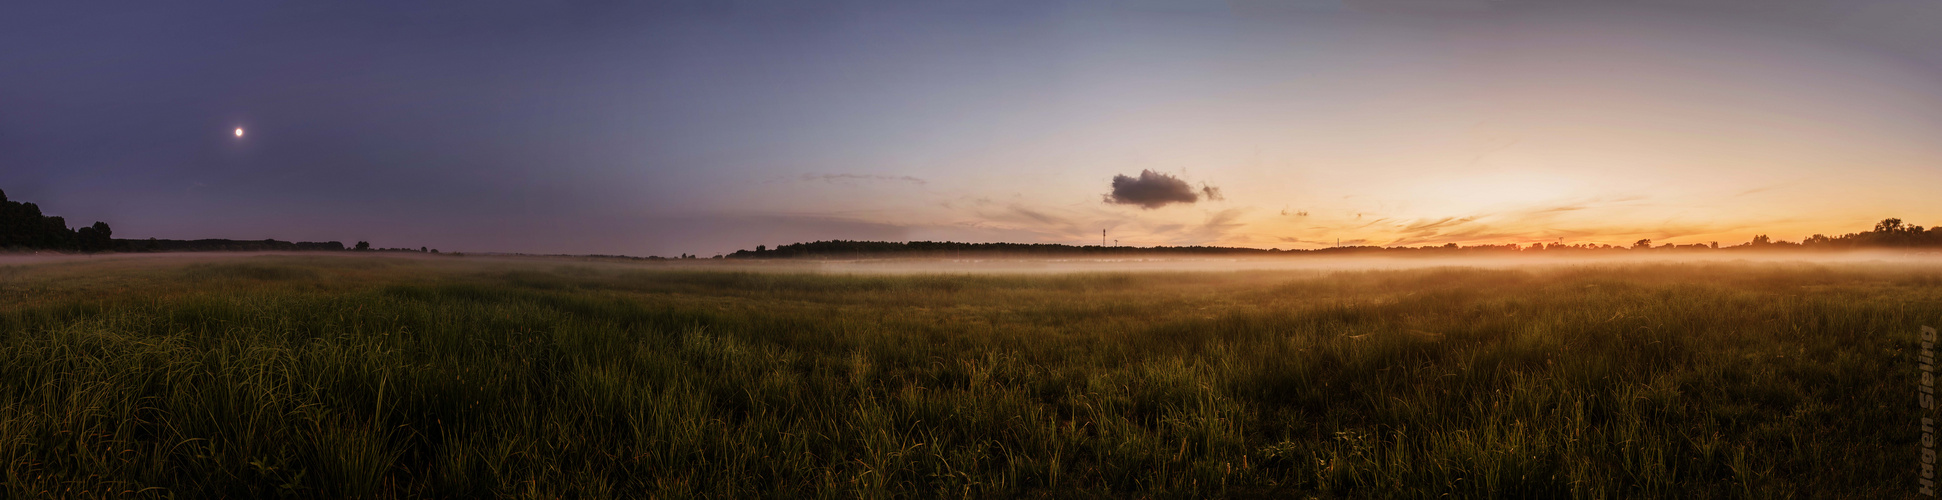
[{"left": 0, "top": 255, "right": 1934, "bottom": 497}]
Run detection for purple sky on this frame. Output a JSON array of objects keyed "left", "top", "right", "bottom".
[{"left": 6, "top": 1, "right": 1941, "bottom": 256}]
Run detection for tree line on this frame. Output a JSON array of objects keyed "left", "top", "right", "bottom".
[
  {"left": 0, "top": 189, "right": 113, "bottom": 251},
  {"left": 7, "top": 185, "right": 1938, "bottom": 258},
  {"left": 2, "top": 189, "right": 359, "bottom": 253},
  {"left": 728, "top": 218, "right": 1942, "bottom": 259}
]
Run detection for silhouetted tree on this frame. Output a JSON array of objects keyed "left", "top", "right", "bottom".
[
  {"left": 355, "top": 241, "right": 370, "bottom": 250},
  {"left": 0, "top": 188, "right": 105, "bottom": 251},
  {"left": 74, "top": 221, "right": 112, "bottom": 251},
  {"left": 1633, "top": 239, "right": 1652, "bottom": 249}
]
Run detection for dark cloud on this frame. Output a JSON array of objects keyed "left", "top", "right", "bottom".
[{"left": 1103, "top": 170, "right": 1222, "bottom": 209}]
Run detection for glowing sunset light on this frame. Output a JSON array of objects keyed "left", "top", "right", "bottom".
[{"left": 5, "top": 2, "right": 1941, "bottom": 256}]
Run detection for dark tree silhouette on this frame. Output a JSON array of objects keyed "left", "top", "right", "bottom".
[
  {"left": 356, "top": 241, "right": 371, "bottom": 251},
  {"left": 74, "top": 221, "right": 113, "bottom": 251},
  {"left": 1, "top": 188, "right": 112, "bottom": 251}
]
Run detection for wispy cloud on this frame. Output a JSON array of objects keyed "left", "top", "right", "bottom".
[
  {"left": 1187, "top": 208, "right": 1248, "bottom": 243},
  {"left": 799, "top": 173, "right": 927, "bottom": 185},
  {"left": 1005, "top": 205, "right": 1069, "bottom": 226},
  {"left": 1280, "top": 192, "right": 1772, "bottom": 248}
]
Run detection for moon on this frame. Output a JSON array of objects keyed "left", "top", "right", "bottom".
[{"left": 234, "top": 127, "right": 245, "bottom": 138}]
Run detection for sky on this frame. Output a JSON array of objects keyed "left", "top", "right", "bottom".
[{"left": 4, "top": 0, "right": 1942, "bottom": 256}]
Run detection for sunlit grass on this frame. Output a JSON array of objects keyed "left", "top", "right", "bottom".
[{"left": 0, "top": 254, "right": 1933, "bottom": 497}]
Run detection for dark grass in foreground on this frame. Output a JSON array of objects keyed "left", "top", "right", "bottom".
[{"left": 0, "top": 256, "right": 1937, "bottom": 498}]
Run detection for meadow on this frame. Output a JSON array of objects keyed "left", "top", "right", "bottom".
[{"left": 0, "top": 253, "right": 1935, "bottom": 498}]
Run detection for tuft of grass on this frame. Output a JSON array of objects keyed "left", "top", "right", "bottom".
[{"left": 0, "top": 255, "right": 1935, "bottom": 497}]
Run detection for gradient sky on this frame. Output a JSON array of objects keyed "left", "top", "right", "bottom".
[{"left": 5, "top": 1, "right": 1941, "bottom": 256}]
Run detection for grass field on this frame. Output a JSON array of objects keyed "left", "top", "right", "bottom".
[{"left": 0, "top": 253, "right": 1936, "bottom": 498}]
